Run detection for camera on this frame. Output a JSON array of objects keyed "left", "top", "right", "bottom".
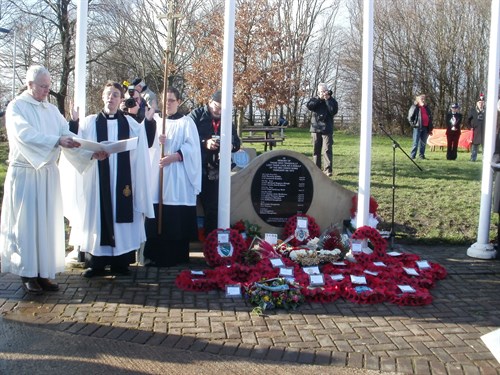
[{"left": 124, "top": 85, "right": 137, "bottom": 109}]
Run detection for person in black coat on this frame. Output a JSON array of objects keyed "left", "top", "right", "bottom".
[
  {"left": 467, "top": 94, "right": 486, "bottom": 162},
  {"left": 189, "top": 90, "right": 241, "bottom": 237},
  {"left": 445, "top": 103, "right": 462, "bottom": 160},
  {"left": 307, "top": 83, "right": 338, "bottom": 177}
]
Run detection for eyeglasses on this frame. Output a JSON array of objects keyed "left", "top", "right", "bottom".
[{"left": 34, "top": 82, "right": 51, "bottom": 90}]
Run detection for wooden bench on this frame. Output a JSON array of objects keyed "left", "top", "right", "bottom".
[{"left": 240, "top": 126, "right": 286, "bottom": 151}]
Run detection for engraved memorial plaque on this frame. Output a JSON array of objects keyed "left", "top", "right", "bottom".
[{"left": 250, "top": 155, "right": 313, "bottom": 227}]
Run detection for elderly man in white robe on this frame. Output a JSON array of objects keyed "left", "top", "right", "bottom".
[
  {"left": 62, "top": 81, "right": 156, "bottom": 278},
  {"left": 0, "top": 65, "right": 82, "bottom": 294}
]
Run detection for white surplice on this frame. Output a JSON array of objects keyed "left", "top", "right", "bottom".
[
  {"left": 61, "top": 113, "right": 154, "bottom": 257},
  {"left": 0, "top": 92, "right": 85, "bottom": 279},
  {"left": 149, "top": 115, "right": 201, "bottom": 205}
]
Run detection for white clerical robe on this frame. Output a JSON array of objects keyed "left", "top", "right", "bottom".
[
  {"left": 61, "top": 113, "right": 154, "bottom": 257},
  {"left": 149, "top": 114, "right": 201, "bottom": 205},
  {"left": 0, "top": 92, "right": 84, "bottom": 279}
]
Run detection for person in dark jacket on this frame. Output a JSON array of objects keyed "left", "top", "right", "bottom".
[
  {"left": 307, "top": 83, "right": 338, "bottom": 177},
  {"left": 189, "top": 90, "right": 241, "bottom": 237},
  {"left": 408, "top": 93, "right": 433, "bottom": 160},
  {"left": 467, "top": 94, "right": 486, "bottom": 162},
  {"left": 445, "top": 103, "right": 462, "bottom": 160}
]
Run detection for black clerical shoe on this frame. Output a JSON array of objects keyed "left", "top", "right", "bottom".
[
  {"left": 37, "top": 277, "right": 59, "bottom": 291},
  {"left": 21, "top": 277, "right": 43, "bottom": 295},
  {"left": 82, "top": 268, "right": 106, "bottom": 278},
  {"left": 110, "top": 266, "right": 131, "bottom": 276}
]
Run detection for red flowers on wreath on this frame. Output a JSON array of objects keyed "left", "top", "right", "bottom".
[
  {"left": 350, "top": 195, "right": 378, "bottom": 217},
  {"left": 351, "top": 225, "right": 387, "bottom": 256},
  {"left": 282, "top": 214, "right": 321, "bottom": 246},
  {"left": 202, "top": 228, "right": 247, "bottom": 267}
]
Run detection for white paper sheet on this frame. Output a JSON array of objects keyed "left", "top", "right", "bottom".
[{"left": 73, "top": 137, "right": 138, "bottom": 154}]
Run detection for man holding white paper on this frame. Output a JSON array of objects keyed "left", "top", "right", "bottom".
[{"left": 62, "top": 81, "right": 156, "bottom": 277}]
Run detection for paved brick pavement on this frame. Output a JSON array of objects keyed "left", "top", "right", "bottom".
[{"left": 0, "top": 245, "right": 499, "bottom": 374}]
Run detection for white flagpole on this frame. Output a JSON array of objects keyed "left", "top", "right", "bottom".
[
  {"left": 356, "top": 0, "right": 374, "bottom": 229},
  {"left": 218, "top": 0, "right": 236, "bottom": 229},
  {"left": 74, "top": 0, "right": 88, "bottom": 119},
  {"left": 467, "top": 0, "right": 500, "bottom": 259}
]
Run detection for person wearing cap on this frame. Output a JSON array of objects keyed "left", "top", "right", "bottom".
[
  {"left": 445, "top": 103, "right": 463, "bottom": 160},
  {"left": 467, "top": 95, "right": 486, "bottom": 162},
  {"left": 408, "top": 94, "right": 433, "bottom": 160},
  {"left": 189, "top": 90, "right": 241, "bottom": 237},
  {"left": 132, "top": 78, "right": 158, "bottom": 112}
]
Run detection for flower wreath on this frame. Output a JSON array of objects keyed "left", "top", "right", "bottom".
[
  {"left": 245, "top": 277, "right": 304, "bottom": 312},
  {"left": 351, "top": 225, "right": 387, "bottom": 257},
  {"left": 282, "top": 214, "right": 321, "bottom": 246},
  {"left": 203, "top": 228, "right": 247, "bottom": 267},
  {"left": 350, "top": 195, "right": 378, "bottom": 217}
]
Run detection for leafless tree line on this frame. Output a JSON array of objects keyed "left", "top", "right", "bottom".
[{"left": 0, "top": 0, "right": 493, "bottom": 132}]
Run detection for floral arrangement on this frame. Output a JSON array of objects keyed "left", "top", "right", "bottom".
[
  {"left": 245, "top": 277, "right": 304, "bottom": 313},
  {"left": 289, "top": 248, "right": 342, "bottom": 266},
  {"left": 202, "top": 228, "right": 247, "bottom": 267},
  {"left": 282, "top": 214, "right": 321, "bottom": 246},
  {"left": 350, "top": 195, "right": 379, "bottom": 217},
  {"left": 351, "top": 225, "right": 387, "bottom": 257},
  {"left": 231, "top": 219, "right": 262, "bottom": 248},
  {"left": 175, "top": 214, "right": 448, "bottom": 308}
]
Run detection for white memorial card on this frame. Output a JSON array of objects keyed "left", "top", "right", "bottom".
[
  {"left": 416, "top": 260, "right": 431, "bottom": 270},
  {"left": 351, "top": 239, "right": 363, "bottom": 253},
  {"left": 364, "top": 270, "right": 379, "bottom": 276},
  {"left": 373, "top": 261, "right": 387, "bottom": 267},
  {"left": 225, "top": 285, "right": 242, "bottom": 297},
  {"left": 264, "top": 233, "right": 278, "bottom": 245},
  {"left": 279, "top": 267, "right": 294, "bottom": 277},
  {"left": 302, "top": 266, "right": 320, "bottom": 275},
  {"left": 309, "top": 274, "right": 325, "bottom": 286},
  {"left": 398, "top": 285, "right": 416, "bottom": 293},
  {"left": 350, "top": 275, "right": 367, "bottom": 284},
  {"left": 331, "top": 274, "right": 344, "bottom": 281},
  {"left": 190, "top": 270, "right": 205, "bottom": 276},
  {"left": 403, "top": 267, "right": 419, "bottom": 276},
  {"left": 269, "top": 258, "right": 284, "bottom": 268}
]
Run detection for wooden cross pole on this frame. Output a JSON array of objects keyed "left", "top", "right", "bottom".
[{"left": 157, "top": 0, "right": 181, "bottom": 234}]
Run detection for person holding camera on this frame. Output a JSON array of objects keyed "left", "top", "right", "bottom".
[
  {"left": 467, "top": 94, "right": 486, "bottom": 162},
  {"left": 132, "top": 78, "right": 158, "bottom": 112},
  {"left": 307, "top": 83, "right": 338, "bottom": 177},
  {"left": 408, "top": 94, "right": 433, "bottom": 160},
  {"left": 121, "top": 85, "right": 148, "bottom": 123},
  {"left": 189, "top": 90, "right": 241, "bottom": 238}
]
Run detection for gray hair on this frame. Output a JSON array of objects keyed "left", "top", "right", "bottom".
[
  {"left": 25, "top": 65, "right": 50, "bottom": 86},
  {"left": 318, "top": 82, "right": 329, "bottom": 91}
]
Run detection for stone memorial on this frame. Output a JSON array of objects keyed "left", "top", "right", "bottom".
[{"left": 231, "top": 149, "right": 355, "bottom": 235}]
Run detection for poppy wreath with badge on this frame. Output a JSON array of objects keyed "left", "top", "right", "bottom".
[
  {"left": 282, "top": 214, "right": 321, "bottom": 247},
  {"left": 203, "top": 228, "right": 247, "bottom": 267}
]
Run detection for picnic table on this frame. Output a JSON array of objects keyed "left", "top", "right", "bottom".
[{"left": 240, "top": 126, "right": 286, "bottom": 151}]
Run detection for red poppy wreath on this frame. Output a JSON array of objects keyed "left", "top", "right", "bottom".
[
  {"left": 282, "top": 214, "right": 321, "bottom": 246},
  {"left": 351, "top": 225, "right": 387, "bottom": 257},
  {"left": 203, "top": 228, "right": 247, "bottom": 267}
]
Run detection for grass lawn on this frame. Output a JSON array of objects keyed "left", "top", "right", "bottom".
[
  {"left": 246, "top": 127, "right": 492, "bottom": 246},
  {"left": 0, "top": 125, "right": 494, "bottom": 246}
]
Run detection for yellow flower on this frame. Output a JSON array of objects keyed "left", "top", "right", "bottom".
[{"left": 263, "top": 295, "right": 270, "bottom": 302}]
